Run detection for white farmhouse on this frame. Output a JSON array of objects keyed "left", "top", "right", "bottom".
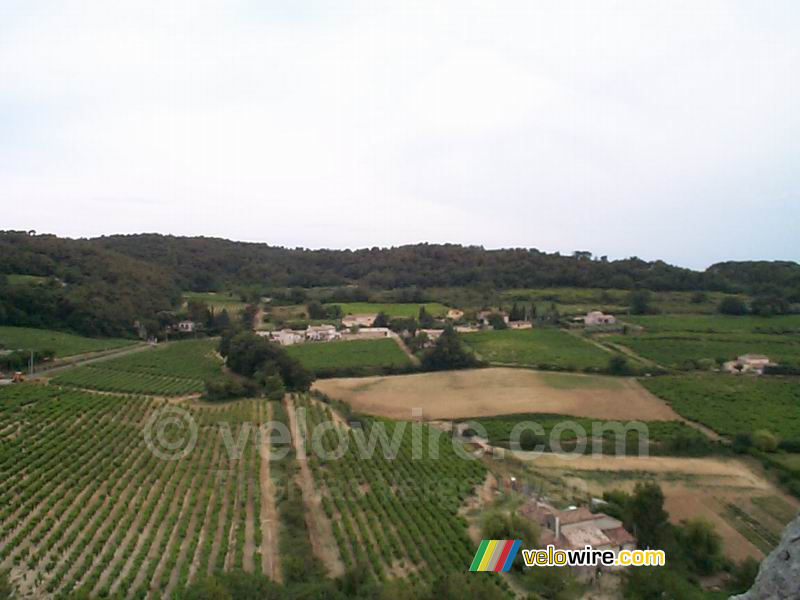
[
  {"left": 177, "top": 320, "right": 196, "bottom": 333},
  {"left": 584, "top": 311, "right": 616, "bottom": 326},
  {"left": 305, "top": 325, "right": 340, "bottom": 342}
]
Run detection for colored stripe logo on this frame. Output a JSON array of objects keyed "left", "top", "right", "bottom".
[{"left": 470, "top": 540, "right": 521, "bottom": 572}]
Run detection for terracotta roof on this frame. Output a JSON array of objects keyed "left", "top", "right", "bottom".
[
  {"left": 559, "top": 507, "right": 601, "bottom": 525},
  {"left": 603, "top": 526, "right": 636, "bottom": 546},
  {"left": 561, "top": 525, "right": 611, "bottom": 549}
]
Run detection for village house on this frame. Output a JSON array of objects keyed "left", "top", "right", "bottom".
[
  {"left": 519, "top": 502, "right": 636, "bottom": 576},
  {"left": 455, "top": 325, "right": 480, "bottom": 333},
  {"left": 341, "top": 314, "right": 378, "bottom": 328},
  {"left": 420, "top": 329, "right": 444, "bottom": 343},
  {"left": 177, "top": 320, "right": 196, "bottom": 333},
  {"left": 725, "top": 353, "right": 775, "bottom": 375},
  {"left": 257, "top": 329, "right": 305, "bottom": 346},
  {"left": 446, "top": 308, "right": 464, "bottom": 321},
  {"left": 305, "top": 324, "right": 340, "bottom": 342},
  {"left": 584, "top": 311, "right": 616, "bottom": 326},
  {"left": 345, "top": 327, "right": 392, "bottom": 339}
]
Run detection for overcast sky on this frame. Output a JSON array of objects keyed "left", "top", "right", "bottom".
[{"left": 1, "top": 1, "right": 798, "bottom": 269}]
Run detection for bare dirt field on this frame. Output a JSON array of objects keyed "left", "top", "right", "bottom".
[
  {"left": 524, "top": 453, "right": 799, "bottom": 562},
  {"left": 313, "top": 368, "right": 682, "bottom": 421}
]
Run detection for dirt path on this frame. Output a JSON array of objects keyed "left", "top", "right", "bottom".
[
  {"left": 285, "top": 395, "right": 345, "bottom": 578},
  {"left": 601, "top": 338, "right": 661, "bottom": 369},
  {"left": 259, "top": 401, "right": 281, "bottom": 582},
  {"left": 35, "top": 341, "right": 151, "bottom": 376},
  {"left": 243, "top": 404, "right": 258, "bottom": 573},
  {"left": 390, "top": 333, "right": 420, "bottom": 366}
]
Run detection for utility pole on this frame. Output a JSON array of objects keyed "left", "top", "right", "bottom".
[{"left": 29, "top": 350, "right": 34, "bottom": 377}]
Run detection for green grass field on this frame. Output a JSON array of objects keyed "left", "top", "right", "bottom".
[
  {"left": 621, "top": 314, "right": 800, "bottom": 334},
  {"left": 52, "top": 338, "right": 221, "bottom": 395},
  {"left": 463, "top": 412, "right": 712, "bottom": 456},
  {"left": 5, "top": 273, "right": 50, "bottom": 285},
  {"left": 0, "top": 326, "right": 136, "bottom": 358},
  {"left": 286, "top": 338, "right": 411, "bottom": 372},
  {"left": 607, "top": 315, "right": 800, "bottom": 369},
  {"left": 641, "top": 374, "right": 800, "bottom": 441},
  {"left": 494, "top": 288, "right": 740, "bottom": 315},
  {"left": 183, "top": 291, "right": 248, "bottom": 315},
  {"left": 326, "top": 302, "right": 450, "bottom": 318},
  {"left": 461, "top": 328, "right": 612, "bottom": 371}
]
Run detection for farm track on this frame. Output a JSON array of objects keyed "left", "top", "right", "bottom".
[
  {"left": 36, "top": 342, "right": 152, "bottom": 376},
  {"left": 390, "top": 334, "right": 420, "bottom": 366},
  {"left": 285, "top": 395, "right": 345, "bottom": 578},
  {"left": 258, "top": 401, "right": 281, "bottom": 582}
]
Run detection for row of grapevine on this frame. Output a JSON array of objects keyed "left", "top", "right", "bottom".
[
  {"left": 0, "top": 385, "right": 278, "bottom": 599},
  {"left": 295, "top": 393, "right": 487, "bottom": 584}
]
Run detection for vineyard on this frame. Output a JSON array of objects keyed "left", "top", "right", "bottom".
[
  {"left": 641, "top": 374, "right": 800, "bottom": 440},
  {"left": 0, "top": 383, "right": 279, "bottom": 599},
  {"left": 294, "top": 394, "right": 491, "bottom": 585},
  {"left": 0, "top": 382, "right": 491, "bottom": 598},
  {"left": 0, "top": 326, "right": 136, "bottom": 358},
  {"left": 51, "top": 339, "right": 222, "bottom": 396},
  {"left": 286, "top": 338, "right": 412, "bottom": 374},
  {"left": 608, "top": 314, "right": 800, "bottom": 369},
  {"left": 461, "top": 328, "right": 612, "bottom": 371}
]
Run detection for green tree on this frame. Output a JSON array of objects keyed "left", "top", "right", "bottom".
[
  {"left": 289, "top": 288, "right": 307, "bottom": 304},
  {"left": 607, "top": 354, "right": 630, "bottom": 375},
  {"left": 307, "top": 301, "right": 327, "bottom": 319},
  {"left": 187, "top": 299, "right": 210, "bottom": 323},
  {"left": 680, "top": 517, "right": 723, "bottom": 575},
  {"left": 522, "top": 565, "right": 579, "bottom": 599},
  {"left": 729, "top": 556, "right": 760, "bottom": 595},
  {"left": 628, "top": 290, "right": 654, "bottom": 315},
  {"left": 418, "top": 306, "right": 435, "bottom": 328},
  {"left": 182, "top": 576, "right": 232, "bottom": 600},
  {"left": 373, "top": 311, "right": 390, "bottom": 328},
  {"left": 718, "top": 296, "right": 749, "bottom": 315},
  {"left": 629, "top": 482, "right": 669, "bottom": 549},
  {"left": 488, "top": 313, "right": 508, "bottom": 330},
  {"left": 752, "top": 429, "right": 778, "bottom": 452},
  {"left": 481, "top": 510, "right": 539, "bottom": 573},
  {"left": 421, "top": 326, "right": 481, "bottom": 371},
  {"left": 622, "top": 566, "right": 704, "bottom": 600}
]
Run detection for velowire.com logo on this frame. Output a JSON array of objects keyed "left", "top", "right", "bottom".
[{"left": 469, "top": 540, "right": 521, "bottom": 572}]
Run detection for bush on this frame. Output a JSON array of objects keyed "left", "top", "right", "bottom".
[
  {"left": 607, "top": 354, "right": 630, "bottom": 375},
  {"left": 752, "top": 429, "right": 778, "bottom": 453},
  {"left": 203, "top": 375, "right": 256, "bottom": 402},
  {"left": 718, "top": 296, "right": 749, "bottom": 315}
]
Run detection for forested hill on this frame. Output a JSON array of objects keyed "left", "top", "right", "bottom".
[
  {"left": 91, "top": 233, "right": 799, "bottom": 295},
  {"left": 0, "top": 232, "right": 180, "bottom": 336},
  {"left": 2, "top": 232, "right": 798, "bottom": 338}
]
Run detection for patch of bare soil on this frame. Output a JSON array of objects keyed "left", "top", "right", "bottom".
[{"left": 314, "top": 368, "right": 682, "bottom": 421}]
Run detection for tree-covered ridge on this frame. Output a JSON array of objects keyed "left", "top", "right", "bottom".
[
  {"left": 0, "top": 231, "right": 180, "bottom": 337},
  {"left": 90, "top": 233, "right": 800, "bottom": 294},
  {"left": 1, "top": 231, "right": 798, "bottom": 339}
]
